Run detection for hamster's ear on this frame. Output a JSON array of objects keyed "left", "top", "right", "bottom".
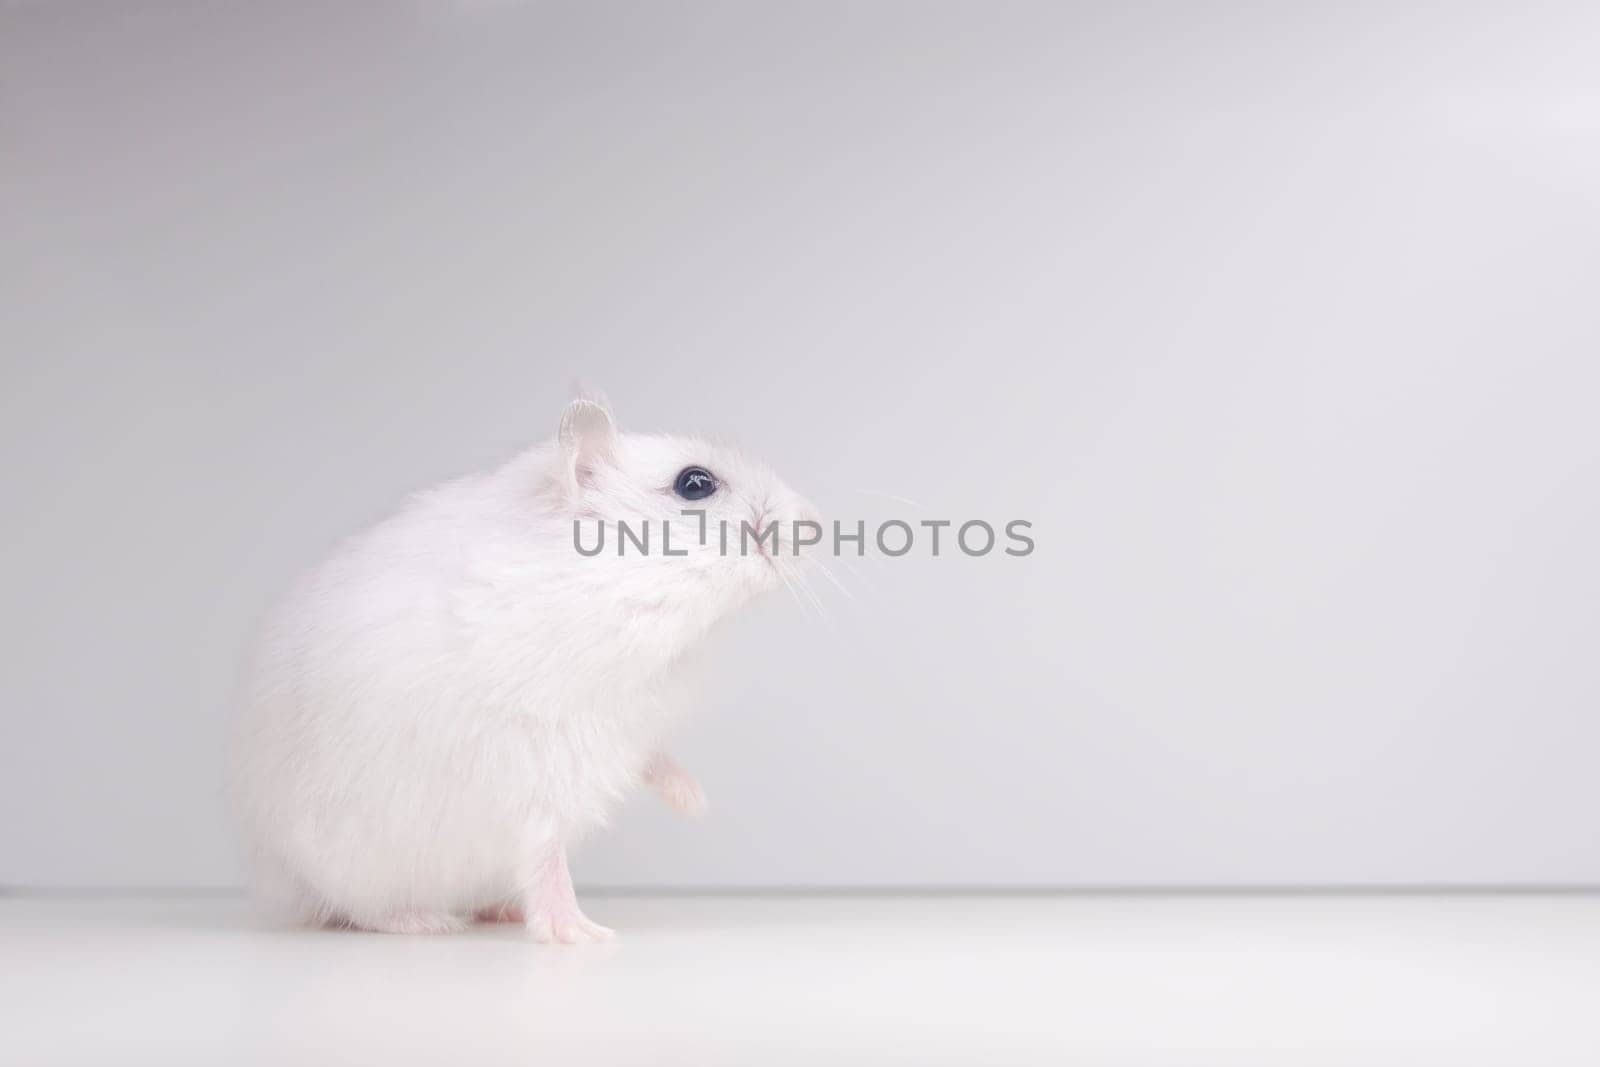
[{"left": 557, "top": 397, "right": 617, "bottom": 498}]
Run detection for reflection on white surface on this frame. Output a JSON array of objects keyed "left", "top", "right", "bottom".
[{"left": 5, "top": 893, "right": 1598, "bottom": 1065}]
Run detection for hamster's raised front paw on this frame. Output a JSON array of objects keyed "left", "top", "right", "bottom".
[
  {"left": 657, "top": 770, "right": 708, "bottom": 818},
  {"left": 525, "top": 905, "right": 615, "bottom": 944},
  {"left": 644, "top": 754, "right": 708, "bottom": 818}
]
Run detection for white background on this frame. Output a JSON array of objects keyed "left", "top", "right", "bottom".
[{"left": 3, "top": 2, "right": 1598, "bottom": 889}]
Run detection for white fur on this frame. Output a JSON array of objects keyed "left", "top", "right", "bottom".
[{"left": 231, "top": 394, "right": 812, "bottom": 936}]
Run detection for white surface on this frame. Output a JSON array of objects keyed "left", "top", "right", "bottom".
[
  {"left": 3, "top": 894, "right": 1599, "bottom": 1065},
  {"left": 6, "top": 3, "right": 1600, "bottom": 889}
]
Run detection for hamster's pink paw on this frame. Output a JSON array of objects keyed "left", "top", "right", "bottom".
[
  {"left": 643, "top": 754, "right": 709, "bottom": 818},
  {"left": 525, "top": 905, "right": 614, "bottom": 944},
  {"left": 475, "top": 902, "right": 525, "bottom": 924},
  {"left": 656, "top": 770, "right": 708, "bottom": 818},
  {"left": 361, "top": 912, "right": 468, "bottom": 935}
]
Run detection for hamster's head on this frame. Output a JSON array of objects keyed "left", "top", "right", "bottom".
[{"left": 546, "top": 393, "right": 818, "bottom": 627}]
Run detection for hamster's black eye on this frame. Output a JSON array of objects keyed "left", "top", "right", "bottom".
[{"left": 673, "top": 466, "right": 718, "bottom": 501}]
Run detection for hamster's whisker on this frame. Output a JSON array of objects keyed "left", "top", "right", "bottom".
[
  {"left": 777, "top": 561, "right": 818, "bottom": 622},
  {"left": 771, "top": 557, "right": 809, "bottom": 618},
  {"left": 830, "top": 553, "right": 882, "bottom": 601},
  {"left": 809, "top": 557, "right": 855, "bottom": 602},
  {"left": 778, "top": 558, "right": 828, "bottom": 623},
  {"left": 791, "top": 565, "right": 830, "bottom": 623}
]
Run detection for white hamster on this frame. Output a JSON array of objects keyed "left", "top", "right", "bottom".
[{"left": 231, "top": 392, "right": 815, "bottom": 940}]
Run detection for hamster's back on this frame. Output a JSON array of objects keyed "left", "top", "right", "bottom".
[{"left": 232, "top": 478, "right": 542, "bottom": 925}]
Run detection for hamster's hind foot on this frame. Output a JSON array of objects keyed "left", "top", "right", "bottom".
[
  {"left": 521, "top": 841, "right": 614, "bottom": 943},
  {"left": 525, "top": 905, "right": 614, "bottom": 944}
]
